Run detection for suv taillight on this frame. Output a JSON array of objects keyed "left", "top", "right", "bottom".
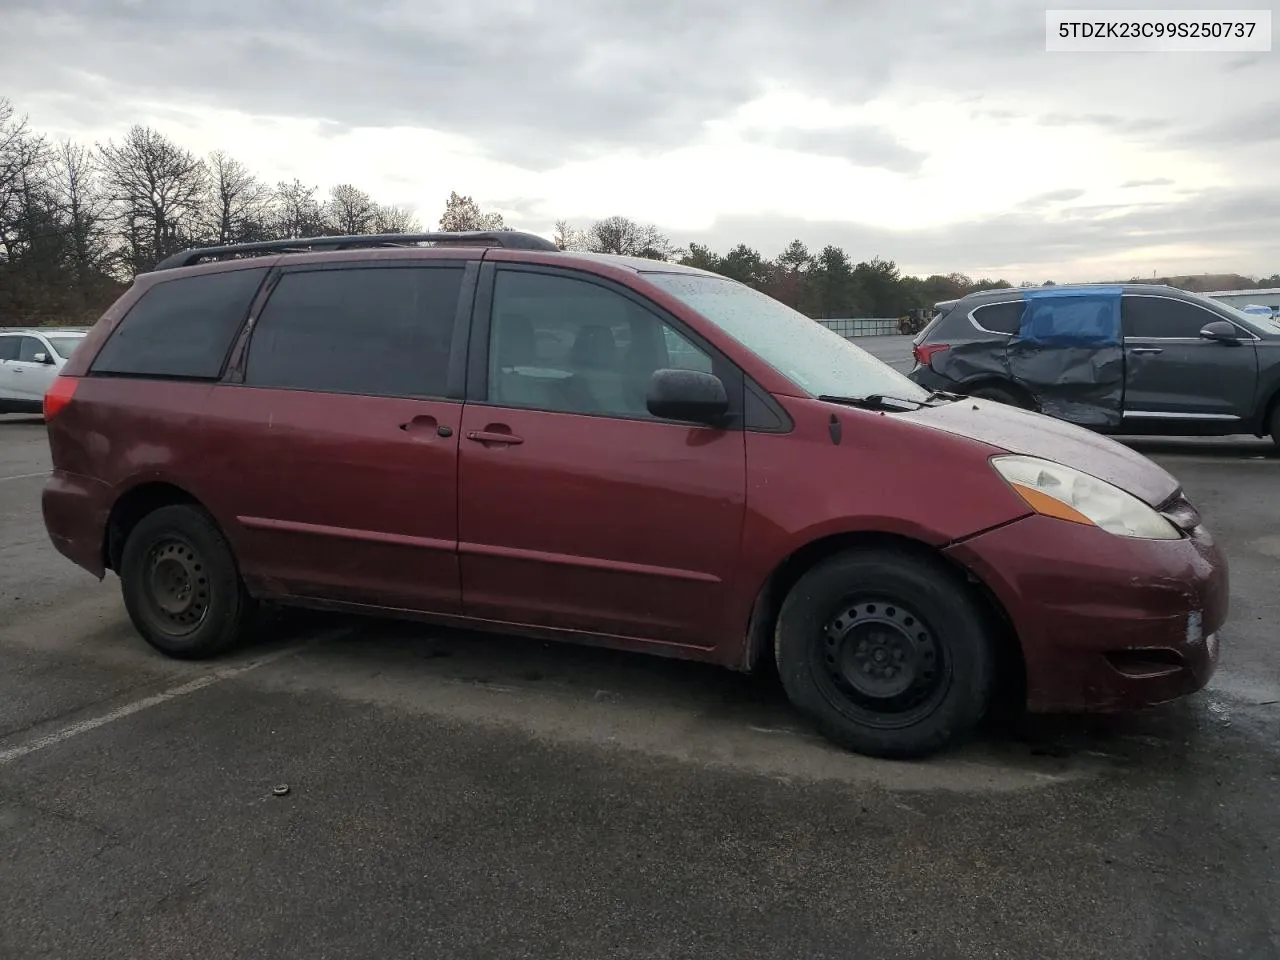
[
  {"left": 44, "top": 375, "right": 78, "bottom": 420},
  {"left": 913, "top": 343, "right": 950, "bottom": 367}
]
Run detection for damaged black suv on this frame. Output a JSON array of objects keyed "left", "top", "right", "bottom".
[{"left": 907, "top": 282, "right": 1280, "bottom": 445}]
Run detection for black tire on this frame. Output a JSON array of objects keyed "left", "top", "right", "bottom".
[
  {"left": 1270, "top": 404, "right": 1280, "bottom": 448},
  {"left": 774, "top": 547, "right": 994, "bottom": 759},
  {"left": 967, "top": 383, "right": 1028, "bottom": 408},
  {"left": 119, "top": 504, "right": 255, "bottom": 660}
]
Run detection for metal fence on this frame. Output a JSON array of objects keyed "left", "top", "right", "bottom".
[{"left": 815, "top": 318, "right": 899, "bottom": 338}]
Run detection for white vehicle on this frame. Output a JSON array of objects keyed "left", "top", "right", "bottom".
[{"left": 0, "top": 328, "right": 88, "bottom": 415}]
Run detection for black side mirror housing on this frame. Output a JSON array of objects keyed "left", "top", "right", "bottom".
[
  {"left": 646, "top": 368, "right": 729, "bottom": 425},
  {"left": 1200, "top": 320, "right": 1241, "bottom": 344}
]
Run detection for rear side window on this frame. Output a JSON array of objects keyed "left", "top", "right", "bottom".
[
  {"left": 0, "top": 337, "right": 19, "bottom": 361},
  {"left": 970, "top": 301, "right": 1024, "bottom": 335},
  {"left": 245, "top": 265, "right": 463, "bottom": 399},
  {"left": 91, "top": 267, "right": 268, "bottom": 378},
  {"left": 1123, "top": 296, "right": 1221, "bottom": 339}
]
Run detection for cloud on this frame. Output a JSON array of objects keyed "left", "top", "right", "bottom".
[
  {"left": 1018, "top": 188, "right": 1087, "bottom": 207},
  {"left": 0, "top": 0, "right": 1276, "bottom": 280},
  {"left": 748, "top": 125, "right": 927, "bottom": 173}
]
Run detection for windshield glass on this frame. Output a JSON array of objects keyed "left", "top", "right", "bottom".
[
  {"left": 642, "top": 272, "right": 930, "bottom": 401},
  {"left": 46, "top": 336, "right": 84, "bottom": 359}
]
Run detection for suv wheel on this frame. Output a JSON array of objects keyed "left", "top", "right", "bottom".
[
  {"left": 119, "top": 504, "right": 256, "bottom": 660},
  {"left": 774, "top": 547, "right": 994, "bottom": 759}
]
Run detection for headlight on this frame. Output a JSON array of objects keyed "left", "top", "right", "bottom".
[{"left": 991, "top": 455, "right": 1181, "bottom": 540}]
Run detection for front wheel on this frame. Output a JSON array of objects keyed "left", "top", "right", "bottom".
[
  {"left": 774, "top": 547, "right": 994, "bottom": 759},
  {"left": 1270, "top": 405, "right": 1280, "bottom": 448},
  {"left": 119, "top": 504, "right": 256, "bottom": 660}
]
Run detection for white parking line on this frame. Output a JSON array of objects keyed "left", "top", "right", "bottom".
[
  {"left": 0, "top": 472, "right": 47, "bottom": 482},
  {"left": 0, "top": 629, "right": 350, "bottom": 767}
]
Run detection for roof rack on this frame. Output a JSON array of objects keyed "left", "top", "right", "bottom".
[{"left": 151, "top": 230, "right": 560, "bottom": 271}]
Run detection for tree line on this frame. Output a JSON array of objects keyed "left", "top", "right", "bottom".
[{"left": 4, "top": 95, "right": 1276, "bottom": 328}]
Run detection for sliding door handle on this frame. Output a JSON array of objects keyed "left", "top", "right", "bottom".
[{"left": 466, "top": 430, "right": 524, "bottom": 446}]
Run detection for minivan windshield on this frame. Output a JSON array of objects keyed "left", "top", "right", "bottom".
[{"left": 642, "top": 272, "right": 930, "bottom": 402}]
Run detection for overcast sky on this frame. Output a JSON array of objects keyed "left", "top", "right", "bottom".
[{"left": 2, "top": 0, "right": 1277, "bottom": 281}]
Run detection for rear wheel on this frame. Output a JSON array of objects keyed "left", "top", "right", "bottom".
[
  {"left": 119, "top": 504, "right": 255, "bottom": 659},
  {"left": 967, "top": 383, "right": 1029, "bottom": 408},
  {"left": 1270, "top": 404, "right": 1280, "bottom": 447},
  {"left": 774, "top": 547, "right": 994, "bottom": 759}
]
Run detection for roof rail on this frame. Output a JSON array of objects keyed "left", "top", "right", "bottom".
[{"left": 151, "top": 230, "right": 560, "bottom": 271}]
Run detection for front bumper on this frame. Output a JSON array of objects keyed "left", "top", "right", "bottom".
[{"left": 944, "top": 512, "right": 1227, "bottom": 713}]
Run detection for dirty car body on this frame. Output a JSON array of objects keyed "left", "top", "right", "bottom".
[
  {"left": 908, "top": 283, "right": 1280, "bottom": 443},
  {"left": 40, "top": 236, "right": 1229, "bottom": 758}
]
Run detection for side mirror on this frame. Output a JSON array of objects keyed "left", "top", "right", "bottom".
[
  {"left": 1199, "top": 320, "right": 1240, "bottom": 344},
  {"left": 32, "top": 352, "right": 51, "bottom": 364},
  {"left": 646, "top": 368, "right": 729, "bottom": 425}
]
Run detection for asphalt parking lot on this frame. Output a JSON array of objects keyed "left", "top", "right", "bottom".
[{"left": 2, "top": 346, "right": 1278, "bottom": 959}]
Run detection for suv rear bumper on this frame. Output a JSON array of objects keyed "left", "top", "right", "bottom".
[
  {"left": 944, "top": 513, "right": 1227, "bottom": 713},
  {"left": 42, "top": 470, "right": 109, "bottom": 578}
]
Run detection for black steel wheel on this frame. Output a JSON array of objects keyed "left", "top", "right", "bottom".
[
  {"left": 119, "top": 504, "right": 255, "bottom": 659},
  {"left": 814, "top": 597, "right": 951, "bottom": 730},
  {"left": 775, "top": 547, "right": 994, "bottom": 758}
]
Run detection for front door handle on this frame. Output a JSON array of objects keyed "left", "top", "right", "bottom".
[
  {"left": 466, "top": 429, "right": 524, "bottom": 446},
  {"left": 1130, "top": 346, "right": 1163, "bottom": 355}
]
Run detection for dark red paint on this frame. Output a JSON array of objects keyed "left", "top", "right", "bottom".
[{"left": 41, "top": 245, "right": 1228, "bottom": 714}]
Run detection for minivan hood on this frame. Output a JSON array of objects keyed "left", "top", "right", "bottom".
[{"left": 897, "top": 398, "right": 1180, "bottom": 506}]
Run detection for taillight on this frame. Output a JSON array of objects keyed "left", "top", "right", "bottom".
[
  {"left": 913, "top": 343, "right": 950, "bottom": 367},
  {"left": 44, "top": 375, "right": 78, "bottom": 420}
]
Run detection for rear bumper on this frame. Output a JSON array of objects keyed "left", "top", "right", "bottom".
[
  {"left": 944, "top": 513, "right": 1227, "bottom": 713},
  {"left": 906, "top": 365, "right": 952, "bottom": 391},
  {"left": 42, "top": 470, "right": 110, "bottom": 579}
]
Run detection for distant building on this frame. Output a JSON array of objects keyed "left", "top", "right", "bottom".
[{"left": 1201, "top": 288, "right": 1280, "bottom": 318}]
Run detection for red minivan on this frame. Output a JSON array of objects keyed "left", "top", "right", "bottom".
[{"left": 41, "top": 231, "right": 1228, "bottom": 758}]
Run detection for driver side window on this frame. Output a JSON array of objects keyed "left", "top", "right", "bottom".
[
  {"left": 17, "top": 337, "right": 46, "bottom": 363},
  {"left": 487, "top": 270, "right": 714, "bottom": 418}
]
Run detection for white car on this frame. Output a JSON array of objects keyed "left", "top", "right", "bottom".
[{"left": 0, "top": 328, "right": 88, "bottom": 415}]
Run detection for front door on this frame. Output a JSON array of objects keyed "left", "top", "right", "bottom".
[
  {"left": 457, "top": 265, "right": 747, "bottom": 652},
  {"left": 1, "top": 335, "right": 54, "bottom": 404},
  {"left": 208, "top": 261, "right": 470, "bottom": 613},
  {"left": 1121, "top": 294, "right": 1259, "bottom": 424}
]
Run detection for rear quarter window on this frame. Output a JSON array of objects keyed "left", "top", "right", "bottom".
[
  {"left": 968, "top": 301, "right": 1024, "bottom": 335},
  {"left": 90, "top": 267, "right": 269, "bottom": 379}
]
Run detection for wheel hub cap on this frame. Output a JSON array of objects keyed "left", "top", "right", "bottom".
[
  {"left": 146, "top": 540, "right": 209, "bottom": 630},
  {"left": 823, "top": 600, "right": 941, "bottom": 709}
]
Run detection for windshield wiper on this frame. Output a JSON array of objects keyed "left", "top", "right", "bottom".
[{"left": 818, "top": 394, "right": 926, "bottom": 411}]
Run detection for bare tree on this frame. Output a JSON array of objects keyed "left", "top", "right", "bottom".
[
  {"left": 98, "top": 125, "right": 208, "bottom": 273},
  {"left": 585, "top": 215, "right": 673, "bottom": 260},
  {"left": 438, "top": 191, "right": 505, "bottom": 231},
  {"left": 270, "top": 179, "right": 324, "bottom": 239},
  {"left": 372, "top": 203, "right": 421, "bottom": 234},
  {"left": 325, "top": 183, "right": 376, "bottom": 235},
  {"left": 0, "top": 98, "right": 50, "bottom": 264},
  {"left": 553, "top": 219, "right": 589, "bottom": 251},
  {"left": 203, "top": 150, "right": 270, "bottom": 245},
  {"left": 51, "top": 139, "right": 110, "bottom": 283}
]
